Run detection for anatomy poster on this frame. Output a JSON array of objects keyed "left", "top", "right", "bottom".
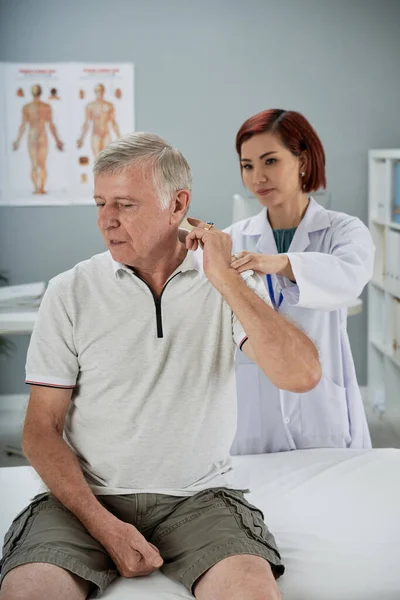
[
  {"left": 70, "top": 63, "right": 134, "bottom": 199},
  {"left": 0, "top": 62, "right": 134, "bottom": 206}
]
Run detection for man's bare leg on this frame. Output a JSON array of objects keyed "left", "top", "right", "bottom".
[
  {"left": 194, "top": 555, "right": 282, "bottom": 600},
  {"left": 39, "top": 166, "right": 47, "bottom": 193},
  {"left": 0, "top": 563, "right": 92, "bottom": 600},
  {"left": 38, "top": 145, "right": 48, "bottom": 194},
  {"left": 91, "top": 134, "right": 103, "bottom": 157},
  {"left": 29, "top": 147, "right": 40, "bottom": 194},
  {"left": 99, "top": 133, "right": 111, "bottom": 154},
  {"left": 31, "top": 167, "right": 40, "bottom": 193},
  {"left": 91, "top": 133, "right": 110, "bottom": 157}
]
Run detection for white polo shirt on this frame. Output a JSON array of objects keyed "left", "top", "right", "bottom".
[{"left": 26, "top": 248, "right": 270, "bottom": 496}]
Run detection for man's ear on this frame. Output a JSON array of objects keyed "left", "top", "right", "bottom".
[{"left": 170, "top": 189, "right": 191, "bottom": 225}]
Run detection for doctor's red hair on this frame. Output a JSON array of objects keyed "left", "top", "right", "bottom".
[{"left": 236, "top": 109, "right": 326, "bottom": 193}]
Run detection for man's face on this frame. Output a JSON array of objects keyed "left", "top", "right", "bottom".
[
  {"left": 95, "top": 165, "right": 172, "bottom": 266},
  {"left": 31, "top": 85, "right": 42, "bottom": 98},
  {"left": 95, "top": 84, "right": 105, "bottom": 99}
]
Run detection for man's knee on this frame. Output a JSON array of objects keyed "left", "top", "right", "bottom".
[
  {"left": 0, "top": 563, "right": 91, "bottom": 600},
  {"left": 194, "top": 554, "right": 282, "bottom": 600}
]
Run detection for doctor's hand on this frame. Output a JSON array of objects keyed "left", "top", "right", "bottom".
[
  {"left": 231, "top": 251, "right": 295, "bottom": 281},
  {"left": 185, "top": 217, "right": 234, "bottom": 290},
  {"left": 95, "top": 517, "right": 163, "bottom": 578}
]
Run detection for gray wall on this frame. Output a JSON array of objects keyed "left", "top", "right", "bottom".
[{"left": 1, "top": 0, "right": 400, "bottom": 393}]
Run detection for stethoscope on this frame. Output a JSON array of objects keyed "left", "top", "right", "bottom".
[{"left": 266, "top": 274, "right": 283, "bottom": 311}]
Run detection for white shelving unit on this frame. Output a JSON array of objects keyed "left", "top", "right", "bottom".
[{"left": 368, "top": 150, "right": 400, "bottom": 415}]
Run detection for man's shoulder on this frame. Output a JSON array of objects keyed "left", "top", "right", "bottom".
[
  {"left": 49, "top": 252, "right": 110, "bottom": 292},
  {"left": 190, "top": 246, "right": 205, "bottom": 274}
]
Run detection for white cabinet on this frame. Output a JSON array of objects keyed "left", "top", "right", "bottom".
[{"left": 368, "top": 150, "right": 400, "bottom": 414}]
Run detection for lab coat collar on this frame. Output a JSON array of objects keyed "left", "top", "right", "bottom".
[
  {"left": 241, "top": 197, "right": 331, "bottom": 254},
  {"left": 289, "top": 197, "right": 331, "bottom": 253}
]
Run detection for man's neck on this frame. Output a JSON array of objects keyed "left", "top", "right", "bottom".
[
  {"left": 267, "top": 194, "right": 310, "bottom": 229},
  {"left": 129, "top": 239, "right": 188, "bottom": 297}
]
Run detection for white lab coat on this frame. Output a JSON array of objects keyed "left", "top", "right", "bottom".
[{"left": 224, "top": 197, "right": 374, "bottom": 454}]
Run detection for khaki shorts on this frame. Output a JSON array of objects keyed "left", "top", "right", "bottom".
[{"left": 0, "top": 488, "right": 284, "bottom": 598}]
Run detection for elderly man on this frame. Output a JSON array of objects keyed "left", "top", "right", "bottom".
[{"left": 0, "top": 133, "right": 321, "bottom": 600}]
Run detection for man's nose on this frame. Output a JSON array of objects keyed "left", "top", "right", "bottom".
[{"left": 100, "top": 207, "right": 119, "bottom": 228}]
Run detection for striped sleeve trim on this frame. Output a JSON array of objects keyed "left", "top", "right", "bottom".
[
  {"left": 25, "top": 381, "right": 76, "bottom": 389},
  {"left": 25, "top": 374, "right": 77, "bottom": 388},
  {"left": 239, "top": 336, "right": 248, "bottom": 351}
]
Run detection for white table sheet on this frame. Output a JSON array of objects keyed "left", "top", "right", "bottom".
[{"left": 1, "top": 448, "right": 399, "bottom": 599}]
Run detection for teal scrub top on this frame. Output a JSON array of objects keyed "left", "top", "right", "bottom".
[{"left": 272, "top": 227, "right": 297, "bottom": 254}]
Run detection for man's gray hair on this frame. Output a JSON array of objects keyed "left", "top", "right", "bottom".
[{"left": 93, "top": 132, "right": 192, "bottom": 209}]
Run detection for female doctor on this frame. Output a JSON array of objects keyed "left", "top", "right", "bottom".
[{"left": 225, "top": 109, "right": 374, "bottom": 454}]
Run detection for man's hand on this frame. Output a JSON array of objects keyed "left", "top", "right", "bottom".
[
  {"left": 186, "top": 217, "right": 235, "bottom": 290},
  {"left": 95, "top": 517, "right": 163, "bottom": 578},
  {"left": 12, "top": 141, "right": 19, "bottom": 151},
  {"left": 56, "top": 139, "right": 64, "bottom": 151},
  {"left": 231, "top": 251, "right": 295, "bottom": 281}
]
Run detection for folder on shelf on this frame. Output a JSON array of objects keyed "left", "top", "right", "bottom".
[
  {"left": 374, "top": 160, "right": 388, "bottom": 222},
  {"left": 385, "top": 230, "right": 393, "bottom": 289},
  {"left": 395, "top": 232, "right": 400, "bottom": 296},
  {"left": 386, "top": 230, "right": 400, "bottom": 297},
  {"left": 394, "top": 162, "right": 400, "bottom": 224},
  {"left": 372, "top": 225, "right": 386, "bottom": 284},
  {"left": 395, "top": 299, "right": 400, "bottom": 363},
  {"left": 0, "top": 282, "right": 46, "bottom": 310}
]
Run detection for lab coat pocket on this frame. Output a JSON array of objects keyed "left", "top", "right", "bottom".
[
  {"left": 300, "top": 374, "right": 350, "bottom": 444},
  {"left": 235, "top": 347, "right": 256, "bottom": 365},
  {"left": 234, "top": 358, "right": 262, "bottom": 441}
]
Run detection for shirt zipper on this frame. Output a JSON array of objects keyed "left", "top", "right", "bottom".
[{"left": 132, "top": 271, "right": 182, "bottom": 338}]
